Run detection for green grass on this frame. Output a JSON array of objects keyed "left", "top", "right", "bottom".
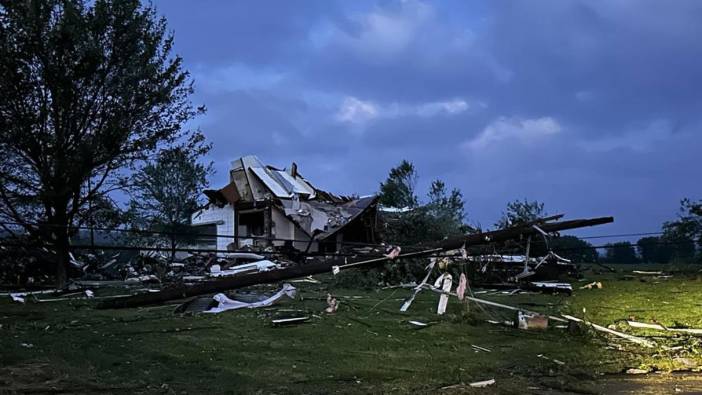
[{"left": 2, "top": 265, "right": 702, "bottom": 394}]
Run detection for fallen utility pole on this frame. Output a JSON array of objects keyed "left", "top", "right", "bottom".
[
  {"left": 97, "top": 248, "right": 439, "bottom": 309},
  {"left": 562, "top": 314, "right": 655, "bottom": 347},
  {"left": 440, "top": 216, "right": 614, "bottom": 250},
  {"left": 97, "top": 216, "right": 613, "bottom": 309}
]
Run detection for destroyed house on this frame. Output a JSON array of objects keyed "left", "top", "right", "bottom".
[{"left": 191, "top": 155, "right": 379, "bottom": 254}]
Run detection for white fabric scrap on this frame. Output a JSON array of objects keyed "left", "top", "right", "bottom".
[
  {"left": 204, "top": 283, "right": 296, "bottom": 314},
  {"left": 456, "top": 273, "right": 467, "bottom": 301}
]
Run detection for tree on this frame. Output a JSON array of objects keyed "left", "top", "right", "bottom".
[
  {"left": 495, "top": 198, "right": 546, "bottom": 229},
  {"left": 379, "top": 160, "right": 418, "bottom": 208},
  {"left": 662, "top": 198, "right": 701, "bottom": 263},
  {"left": 378, "top": 162, "right": 468, "bottom": 246},
  {"left": 637, "top": 236, "right": 669, "bottom": 263},
  {"left": 0, "top": 0, "right": 203, "bottom": 287},
  {"left": 128, "top": 140, "right": 213, "bottom": 262},
  {"left": 604, "top": 241, "right": 639, "bottom": 264},
  {"left": 425, "top": 179, "right": 468, "bottom": 238}
]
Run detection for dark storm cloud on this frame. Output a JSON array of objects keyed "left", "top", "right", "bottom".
[{"left": 154, "top": 0, "right": 702, "bottom": 233}]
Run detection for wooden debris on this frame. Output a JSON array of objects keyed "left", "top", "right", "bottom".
[
  {"left": 626, "top": 320, "right": 702, "bottom": 335},
  {"left": 434, "top": 273, "right": 452, "bottom": 315},
  {"left": 422, "top": 284, "right": 568, "bottom": 323},
  {"left": 272, "top": 316, "right": 309, "bottom": 326},
  {"left": 471, "top": 344, "right": 491, "bottom": 353},
  {"left": 469, "top": 379, "right": 495, "bottom": 388},
  {"left": 561, "top": 315, "right": 656, "bottom": 347},
  {"left": 400, "top": 258, "right": 437, "bottom": 312},
  {"left": 537, "top": 354, "right": 565, "bottom": 365}
]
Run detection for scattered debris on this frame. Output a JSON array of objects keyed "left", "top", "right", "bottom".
[
  {"left": 530, "top": 281, "right": 573, "bottom": 294},
  {"left": 456, "top": 273, "right": 467, "bottom": 301},
  {"left": 471, "top": 344, "right": 491, "bottom": 353},
  {"left": 420, "top": 284, "right": 568, "bottom": 323},
  {"left": 10, "top": 293, "right": 25, "bottom": 303},
  {"left": 580, "top": 281, "right": 603, "bottom": 289},
  {"left": 20, "top": 343, "right": 34, "bottom": 348},
  {"left": 537, "top": 354, "right": 565, "bottom": 365},
  {"left": 516, "top": 311, "right": 548, "bottom": 330},
  {"left": 272, "top": 316, "right": 309, "bottom": 326},
  {"left": 625, "top": 368, "right": 649, "bottom": 375},
  {"left": 204, "top": 283, "right": 296, "bottom": 314},
  {"left": 289, "top": 276, "right": 320, "bottom": 284},
  {"left": 325, "top": 293, "right": 339, "bottom": 314},
  {"left": 469, "top": 379, "right": 495, "bottom": 388},
  {"left": 561, "top": 314, "right": 655, "bottom": 347},
  {"left": 209, "top": 260, "right": 279, "bottom": 278},
  {"left": 408, "top": 320, "right": 430, "bottom": 328},
  {"left": 434, "top": 273, "right": 452, "bottom": 315},
  {"left": 400, "top": 258, "right": 437, "bottom": 312},
  {"left": 626, "top": 321, "right": 702, "bottom": 335},
  {"left": 384, "top": 245, "right": 401, "bottom": 259},
  {"left": 487, "top": 319, "right": 515, "bottom": 327}
]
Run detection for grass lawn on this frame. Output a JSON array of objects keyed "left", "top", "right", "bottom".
[{"left": 2, "top": 264, "right": 702, "bottom": 394}]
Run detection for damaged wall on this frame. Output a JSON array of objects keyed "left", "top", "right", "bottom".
[{"left": 191, "top": 203, "right": 235, "bottom": 252}]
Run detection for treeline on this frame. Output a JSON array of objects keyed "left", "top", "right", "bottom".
[
  {"left": 377, "top": 161, "right": 602, "bottom": 262},
  {"left": 601, "top": 200, "right": 701, "bottom": 264},
  {"left": 378, "top": 160, "right": 702, "bottom": 265}
]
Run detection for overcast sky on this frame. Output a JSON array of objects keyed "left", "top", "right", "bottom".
[{"left": 154, "top": 0, "right": 702, "bottom": 235}]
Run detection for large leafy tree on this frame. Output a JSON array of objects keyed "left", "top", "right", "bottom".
[
  {"left": 378, "top": 160, "right": 419, "bottom": 209},
  {"left": 379, "top": 161, "right": 468, "bottom": 246},
  {"left": 495, "top": 198, "right": 546, "bottom": 229},
  {"left": 425, "top": 179, "right": 468, "bottom": 238},
  {"left": 0, "top": 0, "right": 203, "bottom": 287},
  {"left": 663, "top": 198, "right": 701, "bottom": 262},
  {"left": 128, "top": 140, "right": 213, "bottom": 262}
]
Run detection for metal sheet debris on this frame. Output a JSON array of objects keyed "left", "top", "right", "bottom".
[
  {"left": 209, "top": 260, "right": 279, "bottom": 278},
  {"left": 204, "top": 283, "right": 296, "bottom": 314}
]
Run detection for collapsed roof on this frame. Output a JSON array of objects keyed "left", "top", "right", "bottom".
[{"left": 202, "top": 155, "right": 378, "bottom": 241}]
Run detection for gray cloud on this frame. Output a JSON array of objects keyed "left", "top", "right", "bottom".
[{"left": 156, "top": 0, "right": 702, "bottom": 233}]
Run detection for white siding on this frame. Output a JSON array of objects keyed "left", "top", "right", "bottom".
[{"left": 191, "top": 204, "right": 235, "bottom": 254}]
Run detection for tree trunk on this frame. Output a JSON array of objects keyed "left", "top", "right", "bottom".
[
  {"left": 54, "top": 226, "right": 70, "bottom": 289},
  {"left": 49, "top": 204, "right": 72, "bottom": 290}
]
